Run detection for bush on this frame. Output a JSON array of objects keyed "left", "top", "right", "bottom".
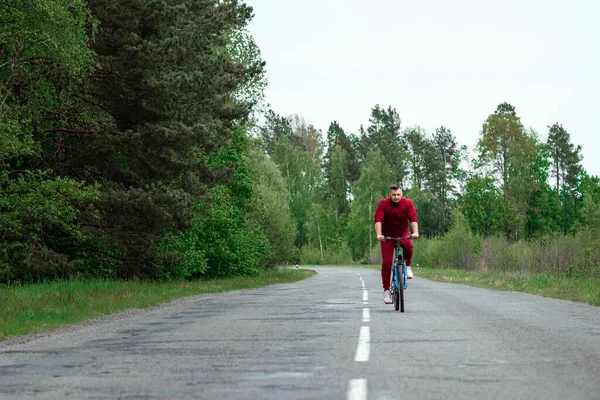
[
  {"left": 300, "top": 243, "right": 355, "bottom": 265},
  {"left": 160, "top": 186, "right": 269, "bottom": 280},
  {"left": 413, "top": 220, "right": 481, "bottom": 270},
  {"left": 415, "top": 223, "right": 600, "bottom": 279}
]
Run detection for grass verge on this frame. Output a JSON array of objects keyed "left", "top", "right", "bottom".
[
  {"left": 414, "top": 268, "right": 600, "bottom": 307},
  {"left": 350, "top": 264, "right": 600, "bottom": 306},
  {"left": 0, "top": 268, "right": 315, "bottom": 342}
]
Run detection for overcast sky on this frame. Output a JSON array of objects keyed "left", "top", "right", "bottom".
[{"left": 245, "top": 0, "right": 599, "bottom": 177}]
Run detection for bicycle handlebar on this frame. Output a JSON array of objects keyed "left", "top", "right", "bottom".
[{"left": 384, "top": 235, "right": 414, "bottom": 240}]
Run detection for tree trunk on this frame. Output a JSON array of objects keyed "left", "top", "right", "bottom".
[{"left": 317, "top": 220, "right": 323, "bottom": 259}]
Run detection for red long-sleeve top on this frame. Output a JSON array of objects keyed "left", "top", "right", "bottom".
[{"left": 374, "top": 197, "right": 418, "bottom": 237}]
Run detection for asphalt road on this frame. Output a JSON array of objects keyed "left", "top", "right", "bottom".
[{"left": 1, "top": 267, "right": 599, "bottom": 399}]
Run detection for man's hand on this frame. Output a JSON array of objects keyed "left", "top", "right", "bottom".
[
  {"left": 377, "top": 234, "right": 385, "bottom": 242},
  {"left": 411, "top": 232, "right": 420, "bottom": 239}
]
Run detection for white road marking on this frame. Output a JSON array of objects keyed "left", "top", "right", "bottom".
[
  {"left": 363, "top": 291, "right": 368, "bottom": 301},
  {"left": 363, "top": 308, "right": 370, "bottom": 322},
  {"left": 355, "top": 326, "right": 370, "bottom": 362},
  {"left": 363, "top": 301, "right": 368, "bottom": 305},
  {"left": 347, "top": 379, "right": 367, "bottom": 400}
]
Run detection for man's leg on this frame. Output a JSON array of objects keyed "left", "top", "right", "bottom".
[
  {"left": 380, "top": 239, "right": 395, "bottom": 291},
  {"left": 400, "top": 237, "right": 414, "bottom": 278},
  {"left": 400, "top": 237, "right": 413, "bottom": 266}
]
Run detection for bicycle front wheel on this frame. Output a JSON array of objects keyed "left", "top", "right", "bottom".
[
  {"left": 399, "top": 271, "right": 405, "bottom": 312},
  {"left": 392, "top": 267, "right": 400, "bottom": 311}
]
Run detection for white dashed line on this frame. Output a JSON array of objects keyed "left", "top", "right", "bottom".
[
  {"left": 355, "top": 326, "right": 370, "bottom": 362},
  {"left": 362, "top": 291, "right": 368, "bottom": 301},
  {"left": 347, "top": 379, "right": 367, "bottom": 400},
  {"left": 362, "top": 308, "right": 370, "bottom": 322}
]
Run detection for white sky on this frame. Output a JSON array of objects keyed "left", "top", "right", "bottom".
[{"left": 246, "top": 0, "right": 600, "bottom": 177}]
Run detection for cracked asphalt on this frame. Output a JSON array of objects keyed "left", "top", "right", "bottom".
[{"left": 1, "top": 267, "right": 599, "bottom": 399}]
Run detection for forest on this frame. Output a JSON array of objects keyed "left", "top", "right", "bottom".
[{"left": 2, "top": 1, "right": 599, "bottom": 284}]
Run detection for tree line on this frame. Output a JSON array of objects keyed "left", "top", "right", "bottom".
[
  {"left": 1, "top": 0, "right": 296, "bottom": 283},
  {"left": 2, "top": 1, "right": 599, "bottom": 284},
  {"left": 259, "top": 102, "right": 600, "bottom": 264}
]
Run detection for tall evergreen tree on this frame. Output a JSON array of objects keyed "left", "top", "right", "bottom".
[
  {"left": 68, "top": 0, "right": 266, "bottom": 277},
  {"left": 404, "top": 126, "right": 429, "bottom": 190},
  {"left": 359, "top": 105, "right": 408, "bottom": 184},
  {"left": 327, "top": 145, "right": 350, "bottom": 216},
  {"left": 324, "top": 121, "right": 360, "bottom": 184},
  {"left": 258, "top": 110, "right": 294, "bottom": 156},
  {"left": 431, "top": 126, "right": 460, "bottom": 207},
  {"left": 546, "top": 122, "right": 582, "bottom": 197}
]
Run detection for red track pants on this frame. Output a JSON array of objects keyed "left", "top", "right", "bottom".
[{"left": 380, "top": 237, "right": 413, "bottom": 291}]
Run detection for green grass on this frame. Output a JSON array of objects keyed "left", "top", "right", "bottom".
[
  {"left": 0, "top": 268, "right": 315, "bottom": 342},
  {"left": 345, "top": 264, "right": 600, "bottom": 306},
  {"left": 412, "top": 267, "right": 600, "bottom": 306}
]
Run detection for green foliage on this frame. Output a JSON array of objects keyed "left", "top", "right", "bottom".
[
  {"left": 160, "top": 186, "right": 269, "bottom": 280},
  {"left": 243, "top": 144, "right": 297, "bottom": 266},
  {"left": 477, "top": 103, "right": 536, "bottom": 202},
  {"left": 413, "top": 209, "right": 481, "bottom": 270},
  {"left": 547, "top": 122, "right": 582, "bottom": 194},
  {"left": 416, "top": 225, "right": 600, "bottom": 279},
  {"left": 299, "top": 243, "right": 355, "bottom": 265},
  {"left": 525, "top": 142, "right": 560, "bottom": 237},
  {"left": 407, "top": 187, "right": 451, "bottom": 238},
  {"left": 460, "top": 176, "right": 508, "bottom": 237},
  {"left": 0, "top": 0, "right": 272, "bottom": 282},
  {"left": 70, "top": 0, "right": 266, "bottom": 276},
  {"left": 576, "top": 194, "right": 600, "bottom": 233},
  {"left": 305, "top": 202, "right": 347, "bottom": 258},
  {"left": 358, "top": 105, "right": 408, "bottom": 182},
  {"left": 4, "top": 0, "right": 600, "bottom": 287},
  {"left": 272, "top": 138, "right": 322, "bottom": 246},
  {"left": 325, "top": 121, "right": 360, "bottom": 185},
  {"left": 430, "top": 126, "right": 460, "bottom": 206},
  {"left": 326, "top": 145, "right": 350, "bottom": 216},
  {"left": 0, "top": 170, "right": 97, "bottom": 239},
  {"left": 227, "top": 28, "right": 267, "bottom": 118},
  {"left": 0, "top": 0, "right": 104, "bottom": 283},
  {"left": 403, "top": 126, "right": 431, "bottom": 190}
]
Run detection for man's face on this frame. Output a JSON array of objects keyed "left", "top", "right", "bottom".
[{"left": 389, "top": 189, "right": 403, "bottom": 203}]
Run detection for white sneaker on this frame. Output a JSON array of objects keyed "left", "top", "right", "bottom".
[
  {"left": 407, "top": 266, "right": 414, "bottom": 279},
  {"left": 383, "top": 290, "right": 392, "bottom": 304}
]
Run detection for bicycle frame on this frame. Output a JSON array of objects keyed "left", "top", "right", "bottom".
[
  {"left": 392, "top": 241, "right": 408, "bottom": 291},
  {"left": 386, "top": 235, "right": 412, "bottom": 312}
]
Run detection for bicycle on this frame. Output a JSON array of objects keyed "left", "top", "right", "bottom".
[{"left": 385, "top": 236, "right": 413, "bottom": 312}]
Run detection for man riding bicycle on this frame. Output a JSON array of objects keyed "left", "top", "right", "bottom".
[{"left": 374, "top": 184, "right": 419, "bottom": 304}]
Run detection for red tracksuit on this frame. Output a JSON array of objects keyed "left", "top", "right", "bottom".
[{"left": 374, "top": 197, "right": 418, "bottom": 291}]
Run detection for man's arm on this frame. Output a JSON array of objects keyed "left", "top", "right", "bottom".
[
  {"left": 408, "top": 200, "right": 419, "bottom": 238},
  {"left": 375, "top": 222, "right": 384, "bottom": 241},
  {"left": 374, "top": 200, "right": 385, "bottom": 241},
  {"left": 410, "top": 221, "right": 419, "bottom": 238}
]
